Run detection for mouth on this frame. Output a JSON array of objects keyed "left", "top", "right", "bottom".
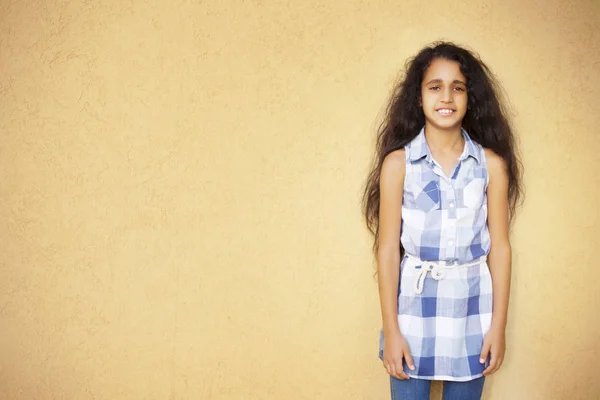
[{"left": 436, "top": 108, "right": 456, "bottom": 116}]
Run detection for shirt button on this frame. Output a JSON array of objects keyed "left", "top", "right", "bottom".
[
  {"left": 448, "top": 240, "right": 454, "bottom": 246},
  {"left": 449, "top": 202, "right": 455, "bottom": 208}
]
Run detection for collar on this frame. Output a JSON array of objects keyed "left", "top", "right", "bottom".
[{"left": 407, "top": 127, "right": 481, "bottom": 164}]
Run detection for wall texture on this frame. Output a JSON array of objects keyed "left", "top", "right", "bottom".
[{"left": 1, "top": 0, "right": 599, "bottom": 399}]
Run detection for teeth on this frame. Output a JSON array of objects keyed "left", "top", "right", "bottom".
[{"left": 437, "top": 109, "right": 453, "bottom": 115}]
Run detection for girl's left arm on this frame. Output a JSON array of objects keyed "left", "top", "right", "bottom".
[{"left": 481, "top": 149, "right": 511, "bottom": 376}]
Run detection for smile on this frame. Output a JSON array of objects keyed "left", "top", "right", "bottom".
[{"left": 436, "top": 109, "right": 455, "bottom": 116}]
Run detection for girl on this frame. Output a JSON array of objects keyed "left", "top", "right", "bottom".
[{"left": 362, "top": 42, "right": 522, "bottom": 400}]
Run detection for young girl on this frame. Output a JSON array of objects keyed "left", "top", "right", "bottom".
[{"left": 362, "top": 42, "right": 522, "bottom": 400}]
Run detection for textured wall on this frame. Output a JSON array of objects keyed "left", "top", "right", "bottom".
[{"left": 1, "top": 0, "right": 598, "bottom": 399}]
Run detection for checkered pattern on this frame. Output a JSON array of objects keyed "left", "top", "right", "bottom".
[
  {"left": 378, "top": 127, "right": 493, "bottom": 381},
  {"left": 400, "top": 127, "right": 490, "bottom": 263}
]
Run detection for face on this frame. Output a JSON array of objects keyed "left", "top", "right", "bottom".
[{"left": 420, "top": 58, "right": 468, "bottom": 130}]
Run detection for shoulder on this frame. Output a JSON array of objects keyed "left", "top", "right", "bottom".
[
  {"left": 483, "top": 148, "right": 508, "bottom": 181},
  {"left": 381, "top": 149, "right": 406, "bottom": 172},
  {"left": 383, "top": 148, "right": 406, "bottom": 165},
  {"left": 380, "top": 149, "right": 406, "bottom": 183}
]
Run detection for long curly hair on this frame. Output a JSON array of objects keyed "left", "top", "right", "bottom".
[{"left": 362, "top": 41, "right": 523, "bottom": 256}]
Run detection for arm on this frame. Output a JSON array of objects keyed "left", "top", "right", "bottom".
[
  {"left": 481, "top": 149, "right": 511, "bottom": 375},
  {"left": 377, "top": 149, "right": 414, "bottom": 379}
]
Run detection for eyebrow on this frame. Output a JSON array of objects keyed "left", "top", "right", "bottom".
[{"left": 425, "top": 78, "right": 467, "bottom": 85}]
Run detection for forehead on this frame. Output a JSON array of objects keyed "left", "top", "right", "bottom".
[{"left": 422, "top": 58, "right": 466, "bottom": 82}]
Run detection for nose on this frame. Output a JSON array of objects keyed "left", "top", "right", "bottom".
[{"left": 441, "top": 87, "right": 453, "bottom": 103}]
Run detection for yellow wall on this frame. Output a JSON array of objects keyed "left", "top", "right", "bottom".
[{"left": 1, "top": 1, "right": 598, "bottom": 399}]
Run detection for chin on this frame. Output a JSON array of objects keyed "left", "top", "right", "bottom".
[{"left": 426, "top": 117, "right": 463, "bottom": 131}]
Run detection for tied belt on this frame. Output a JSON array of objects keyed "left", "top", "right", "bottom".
[{"left": 405, "top": 254, "right": 487, "bottom": 295}]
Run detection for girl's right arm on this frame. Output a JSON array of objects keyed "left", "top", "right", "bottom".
[{"left": 377, "top": 149, "right": 415, "bottom": 380}]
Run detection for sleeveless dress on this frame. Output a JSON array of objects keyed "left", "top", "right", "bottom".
[{"left": 378, "top": 126, "right": 493, "bottom": 382}]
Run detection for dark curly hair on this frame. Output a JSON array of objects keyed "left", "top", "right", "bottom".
[{"left": 362, "top": 41, "right": 523, "bottom": 255}]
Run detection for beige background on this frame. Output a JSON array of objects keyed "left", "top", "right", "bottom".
[{"left": 1, "top": 0, "right": 599, "bottom": 399}]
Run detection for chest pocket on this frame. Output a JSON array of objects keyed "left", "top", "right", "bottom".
[
  {"left": 462, "top": 178, "right": 486, "bottom": 209},
  {"left": 413, "top": 180, "right": 441, "bottom": 212}
]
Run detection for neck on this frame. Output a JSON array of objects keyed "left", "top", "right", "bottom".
[{"left": 424, "top": 123, "right": 464, "bottom": 153}]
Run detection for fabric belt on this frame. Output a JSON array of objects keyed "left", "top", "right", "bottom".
[{"left": 405, "top": 254, "right": 487, "bottom": 295}]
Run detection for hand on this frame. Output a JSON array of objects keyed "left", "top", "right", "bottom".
[
  {"left": 382, "top": 330, "right": 415, "bottom": 380},
  {"left": 480, "top": 326, "right": 506, "bottom": 376}
]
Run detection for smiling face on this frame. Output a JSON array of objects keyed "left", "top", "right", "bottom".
[{"left": 420, "top": 58, "right": 468, "bottom": 131}]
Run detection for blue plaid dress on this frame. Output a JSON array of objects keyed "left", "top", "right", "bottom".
[{"left": 379, "top": 127, "right": 493, "bottom": 381}]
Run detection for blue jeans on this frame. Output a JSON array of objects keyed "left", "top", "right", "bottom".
[{"left": 390, "top": 376, "right": 485, "bottom": 400}]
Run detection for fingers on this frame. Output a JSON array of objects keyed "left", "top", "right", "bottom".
[
  {"left": 384, "top": 362, "right": 397, "bottom": 379},
  {"left": 384, "top": 361, "right": 402, "bottom": 380},
  {"left": 480, "top": 340, "right": 493, "bottom": 376},
  {"left": 383, "top": 358, "right": 410, "bottom": 380},
  {"left": 479, "top": 341, "right": 491, "bottom": 367},
  {"left": 384, "top": 362, "right": 391, "bottom": 375},
  {"left": 482, "top": 352, "right": 496, "bottom": 376},
  {"left": 382, "top": 345, "right": 415, "bottom": 380},
  {"left": 483, "top": 355, "right": 504, "bottom": 376},
  {"left": 404, "top": 351, "right": 416, "bottom": 372},
  {"left": 394, "top": 359, "right": 410, "bottom": 380},
  {"left": 483, "top": 350, "right": 505, "bottom": 376}
]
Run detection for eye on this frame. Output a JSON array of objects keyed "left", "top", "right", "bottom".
[
  {"left": 429, "top": 86, "right": 440, "bottom": 91},
  {"left": 454, "top": 87, "right": 466, "bottom": 92}
]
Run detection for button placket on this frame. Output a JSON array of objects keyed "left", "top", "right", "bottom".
[{"left": 446, "top": 183, "right": 457, "bottom": 258}]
